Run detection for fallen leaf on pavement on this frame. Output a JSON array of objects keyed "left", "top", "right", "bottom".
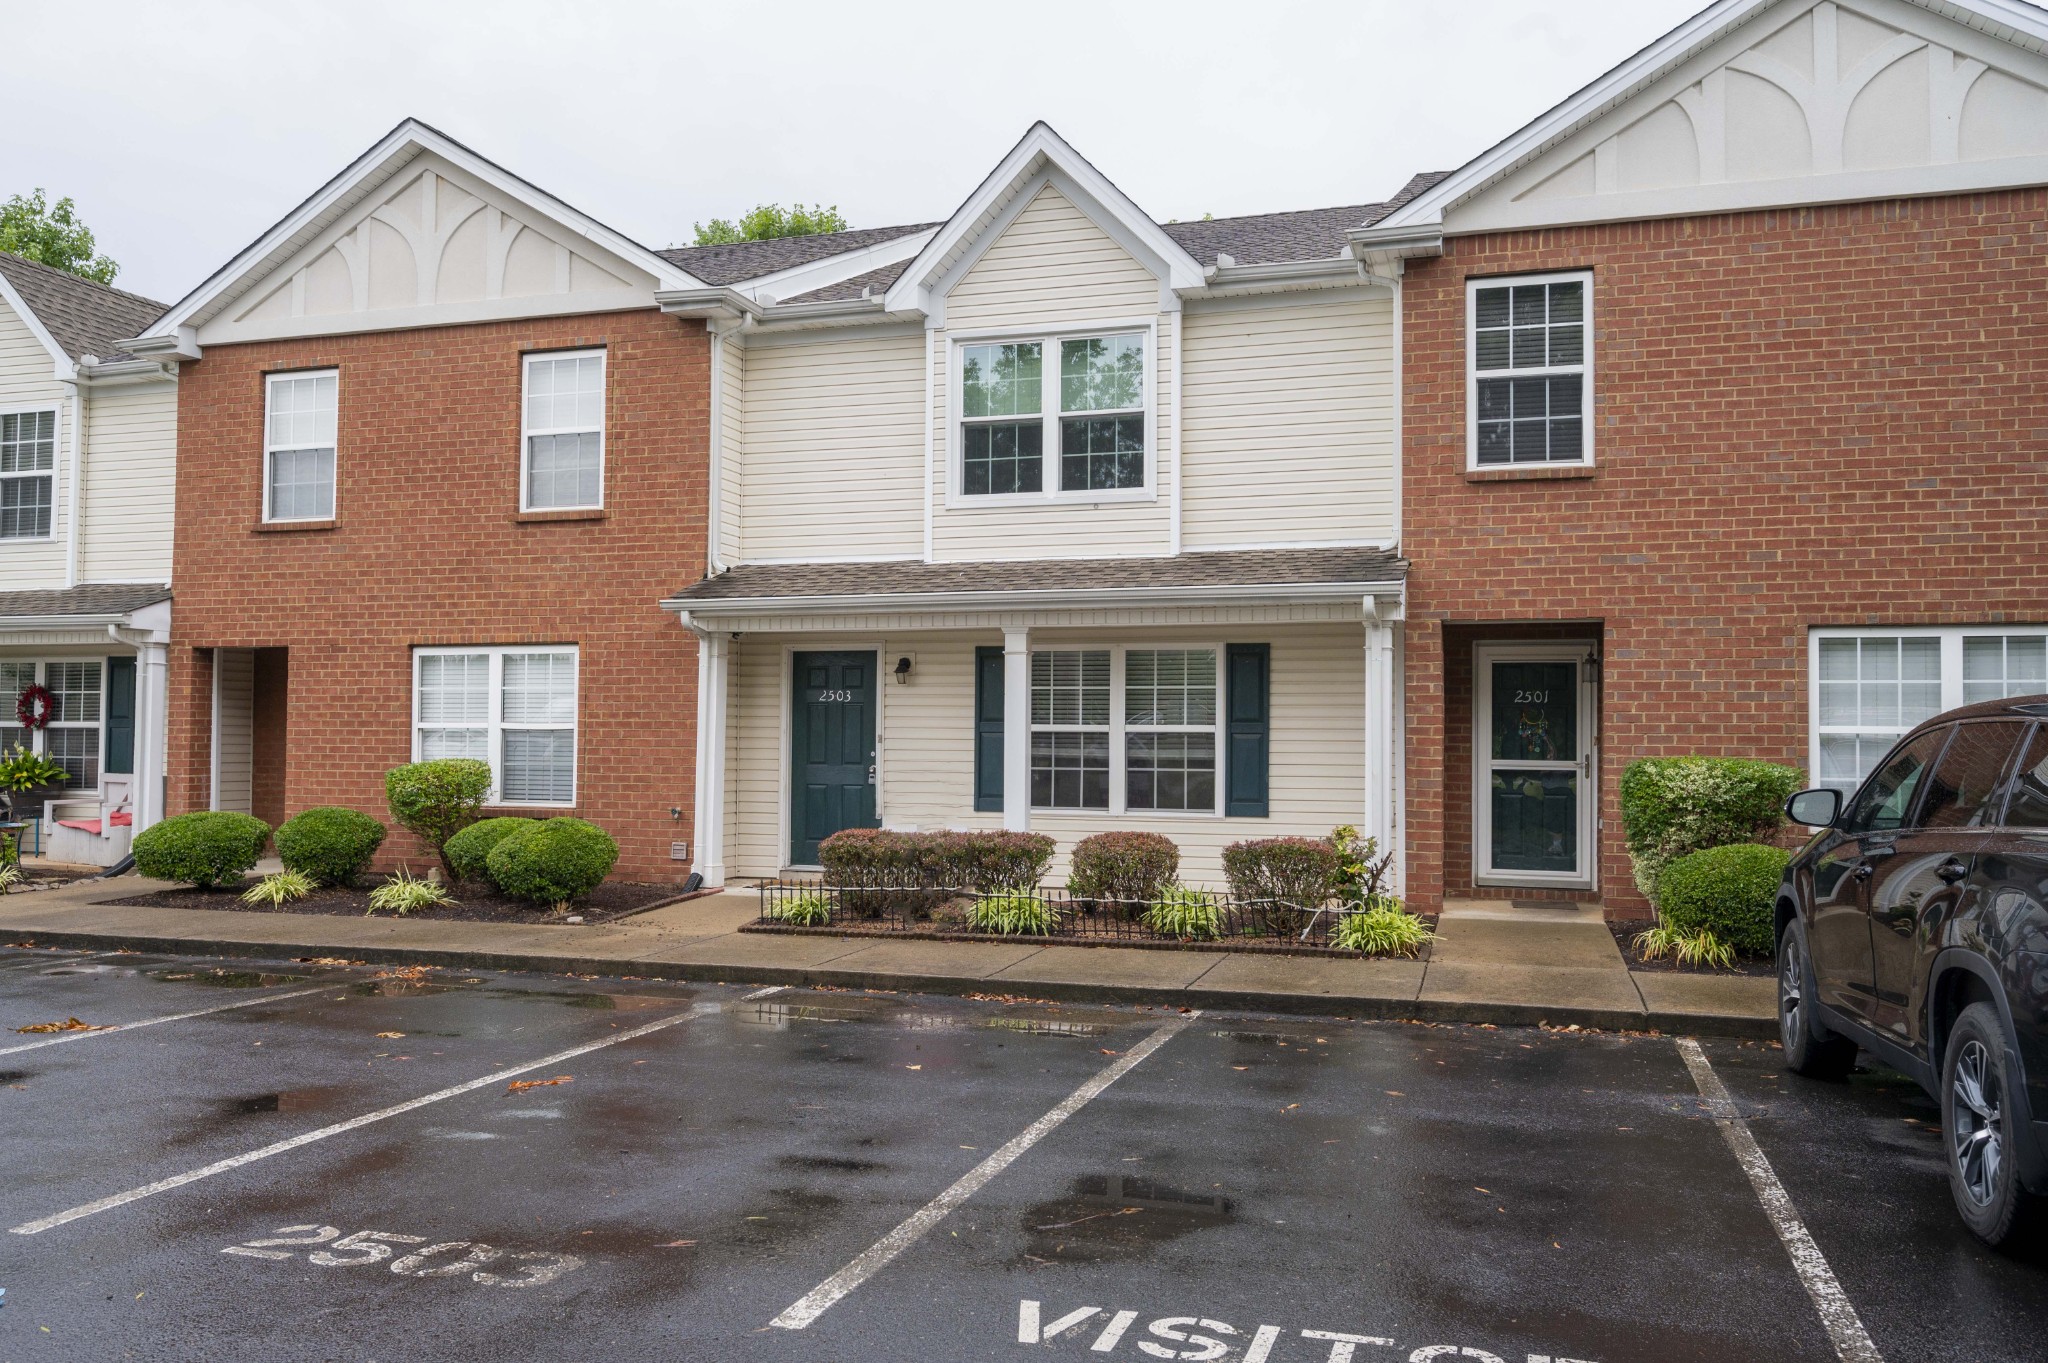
[
  {"left": 1232, "top": 1065, "right": 1249, "bottom": 1071},
  {"left": 660, "top": 1240, "right": 697, "bottom": 1248},
  {"left": 376, "top": 1031, "right": 405, "bottom": 1039},
  {"left": 506, "top": 1075, "right": 574, "bottom": 1093},
  {"left": 1475, "top": 1187, "right": 1490, "bottom": 1193},
  {"left": 1098, "top": 1048, "right": 1121, "bottom": 1055},
  {"left": 905, "top": 1064, "right": 922, "bottom": 1070},
  {"left": 15, "top": 1017, "right": 111, "bottom": 1034},
  {"left": 1281, "top": 1103, "right": 1300, "bottom": 1112},
  {"left": 1385, "top": 1090, "right": 1405, "bottom": 1097}
]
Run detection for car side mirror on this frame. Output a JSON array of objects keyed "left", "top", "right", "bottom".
[{"left": 1787, "top": 788, "right": 1841, "bottom": 829}]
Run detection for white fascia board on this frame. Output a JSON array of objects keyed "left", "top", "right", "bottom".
[
  {"left": 1373, "top": 0, "right": 2048, "bottom": 235},
  {"left": 0, "top": 271, "right": 79, "bottom": 380},
  {"left": 882, "top": 122, "right": 1205, "bottom": 315},
  {"left": 661, "top": 578, "right": 1407, "bottom": 618},
  {"left": 1192, "top": 256, "right": 1373, "bottom": 296},
  {"left": 656, "top": 287, "right": 765, "bottom": 322},
  {"left": 737, "top": 228, "right": 937, "bottom": 305},
  {"left": 131, "top": 117, "right": 706, "bottom": 353}
]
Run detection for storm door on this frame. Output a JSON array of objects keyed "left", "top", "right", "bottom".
[{"left": 1474, "top": 643, "right": 1597, "bottom": 889}]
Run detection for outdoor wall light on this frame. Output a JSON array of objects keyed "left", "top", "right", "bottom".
[{"left": 894, "top": 655, "right": 914, "bottom": 684}]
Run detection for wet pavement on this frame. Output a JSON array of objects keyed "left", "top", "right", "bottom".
[{"left": 0, "top": 944, "right": 2041, "bottom": 1362}]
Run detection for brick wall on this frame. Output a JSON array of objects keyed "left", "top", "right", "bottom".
[
  {"left": 166, "top": 310, "right": 710, "bottom": 880},
  {"left": 1401, "top": 191, "right": 2048, "bottom": 916}
]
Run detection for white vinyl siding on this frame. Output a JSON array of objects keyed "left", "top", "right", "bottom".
[
  {"left": 1180, "top": 289, "right": 1396, "bottom": 548},
  {"left": 264, "top": 370, "right": 337, "bottom": 522},
  {"left": 0, "top": 297, "right": 68, "bottom": 589},
  {"left": 521, "top": 349, "right": 605, "bottom": 511},
  {"left": 944, "top": 184, "right": 1160, "bottom": 331},
  {"left": 79, "top": 380, "right": 176, "bottom": 582},
  {"left": 739, "top": 331, "right": 925, "bottom": 562},
  {"left": 413, "top": 645, "right": 579, "bottom": 806},
  {"left": 212, "top": 648, "right": 255, "bottom": 814},
  {"left": 717, "top": 336, "right": 745, "bottom": 563}
]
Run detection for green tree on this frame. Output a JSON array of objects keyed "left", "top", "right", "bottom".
[
  {"left": 0, "top": 190, "right": 119, "bottom": 285},
  {"left": 693, "top": 203, "right": 849, "bottom": 246}
]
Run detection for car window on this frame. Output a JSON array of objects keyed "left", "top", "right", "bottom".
[
  {"left": 2004, "top": 725, "right": 2048, "bottom": 830},
  {"left": 1842, "top": 728, "right": 1948, "bottom": 835},
  {"left": 1919, "top": 722, "right": 2026, "bottom": 829}
]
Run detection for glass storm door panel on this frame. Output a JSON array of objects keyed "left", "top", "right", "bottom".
[
  {"left": 1479, "top": 652, "right": 1592, "bottom": 883},
  {"left": 790, "top": 652, "right": 878, "bottom": 865}
]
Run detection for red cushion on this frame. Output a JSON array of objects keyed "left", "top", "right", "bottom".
[
  {"left": 110, "top": 810, "right": 133, "bottom": 827},
  {"left": 56, "top": 818, "right": 104, "bottom": 835}
]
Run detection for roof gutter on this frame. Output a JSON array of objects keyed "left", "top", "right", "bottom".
[
  {"left": 660, "top": 577, "right": 1408, "bottom": 618},
  {"left": 1346, "top": 224, "right": 1445, "bottom": 279},
  {"left": 120, "top": 326, "right": 202, "bottom": 362},
  {"left": 655, "top": 287, "right": 765, "bottom": 324},
  {"left": 1190, "top": 256, "right": 1371, "bottom": 296}
]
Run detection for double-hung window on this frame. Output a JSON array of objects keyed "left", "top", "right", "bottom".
[
  {"left": 414, "top": 646, "right": 578, "bottom": 805},
  {"left": 0, "top": 408, "right": 58, "bottom": 540},
  {"left": 1029, "top": 646, "right": 1221, "bottom": 814},
  {"left": 1812, "top": 628, "right": 2048, "bottom": 796},
  {"left": 0, "top": 659, "right": 103, "bottom": 787},
  {"left": 522, "top": 349, "right": 606, "bottom": 511},
  {"left": 960, "top": 330, "right": 1147, "bottom": 498},
  {"left": 1468, "top": 272, "right": 1590, "bottom": 468},
  {"left": 264, "top": 370, "right": 338, "bottom": 521}
]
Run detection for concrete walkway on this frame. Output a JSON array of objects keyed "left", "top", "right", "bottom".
[{"left": 0, "top": 879, "right": 1775, "bottom": 1036}]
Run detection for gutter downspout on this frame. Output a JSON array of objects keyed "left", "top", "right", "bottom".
[{"left": 65, "top": 378, "right": 87, "bottom": 588}]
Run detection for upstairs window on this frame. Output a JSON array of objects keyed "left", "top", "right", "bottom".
[
  {"left": 0, "top": 408, "right": 57, "bottom": 539},
  {"left": 1468, "top": 272, "right": 1590, "bottom": 468},
  {"left": 264, "top": 371, "right": 338, "bottom": 521},
  {"left": 522, "top": 349, "right": 606, "bottom": 511},
  {"left": 959, "top": 330, "right": 1147, "bottom": 499}
]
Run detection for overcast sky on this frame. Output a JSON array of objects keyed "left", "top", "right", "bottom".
[{"left": 7, "top": 0, "right": 1705, "bottom": 305}]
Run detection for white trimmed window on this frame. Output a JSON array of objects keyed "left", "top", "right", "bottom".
[
  {"left": 0, "top": 659, "right": 104, "bottom": 787},
  {"left": 1030, "top": 646, "right": 1221, "bottom": 814},
  {"left": 1811, "top": 628, "right": 2048, "bottom": 795},
  {"left": 414, "top": 646, "right": 578, "bottom": 806},
  {"left": 264, "top": 371, "right": 338, "bottom": 522},
  {"left": 959, "top": 329, "right": 1147, "bottom": 499},
  {"left": 1468, "top": 272, "right": 1591, "bottom": 468},
  {"left": 0, "top": 407, "right": 58, "bottom": 539},
  {"left": 522, "top": 349, "right": 606, "bottom": 511}
]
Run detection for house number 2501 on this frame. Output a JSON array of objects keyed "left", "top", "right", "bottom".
[
  {"left": 221, "top": 1224, "right": 583, "bottom": 1287},
  {"left": 1514, "top": 690, "right": 1551, "bottom": 704},
  {"left": 816, "top": 690, "right": 856, "bottom": 702}
]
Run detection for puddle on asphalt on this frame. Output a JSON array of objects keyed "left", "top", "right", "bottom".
[
  {"left": 40, "top": 963, "right": 136, "bottom": 977},
  {"left": 736, "top": 1000, "right": 898, "bottom": 1029},
  {"left": 1, "top": 1069, "right": 32, "bottom": 1084},
  {"left": 1016, "top": 1174, "right": 1234, "bottom": 1266},
  {"left": 351, "top": 979, "right": 454, "bottom": 998},
  {"left": 981, "top": 1017, "right": 1108, "bottom": 1038},
  {"left": 228, "top": 1087, "right": 344, "bottom": 1116},
  {"left": 153, "top": 968, "right": 307, "bottom": 989}
]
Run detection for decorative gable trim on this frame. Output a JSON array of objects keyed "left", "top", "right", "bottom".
[{"left": 883, "top": 122, "right": 1205, "bottom": 322}]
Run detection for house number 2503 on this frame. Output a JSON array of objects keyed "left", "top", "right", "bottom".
[
  {"left": 816, "top": 690, "right": 856, "bottom": 702},
  {"left": 1513, "top": 690, "right": 1551, "bottom": 704}
]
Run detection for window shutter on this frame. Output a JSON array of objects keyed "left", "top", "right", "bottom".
[
  {"left": 105, "top": 657, "right": 137, "bottom": 775},
  {"left": 1226, "top": 644, "right": 1269, "bottom": 817},
  {"left": 974, "top": 646, "right": 1005, "bottom": 812}
]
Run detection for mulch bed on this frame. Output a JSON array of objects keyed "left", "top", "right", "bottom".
[
  {"left": 102, "top": 878, "right": 703, "bottom": 926},
  {"left": 743, "top": 906, "right": 1441, "bottom": 960},
  {"left": 1610, "top": 920, "right": 1775, "bottom": 977}
]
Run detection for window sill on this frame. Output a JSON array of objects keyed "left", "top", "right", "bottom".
[
  {"left": 252, "top": 519, "right": 339, "bottom": 533},
  {"left": 514, "top": 508, "right": 607, "bottom": 524},
  {"left": 481, "top": 804, "right": 578, "bottom": 816},
  {"left": 1464, "top": 465, "right": 1596, "bottom": 484}
]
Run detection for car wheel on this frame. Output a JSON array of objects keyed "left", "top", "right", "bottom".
[
  {"left": 1778, "top": 918, "right": 1855, "bottom": 1079},
  {"left": 1941, "top": 1002, "right": 2039, "bottom": 1248}
]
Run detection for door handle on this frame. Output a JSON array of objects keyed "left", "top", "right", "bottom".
[
  {"left": 866, "top": 764, "right": 876, "bottom": 785},
  {"left": 1935, "top": 858, "right": 1969, "bottom": 884}
]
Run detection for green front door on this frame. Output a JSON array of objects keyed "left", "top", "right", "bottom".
[
  {"left": 1477, "top": 646, "right": 1594, "bottom": 885},
  {"left": 790, "top": 651, "right": 878, "bottom": 865}
]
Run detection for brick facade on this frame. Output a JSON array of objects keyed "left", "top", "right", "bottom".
[
  {"left": 166, "top": 309, "right": 710, "bottom": 880},
  {"left": 1401, "top": 191, "right": 2048, "bottom": 917}
]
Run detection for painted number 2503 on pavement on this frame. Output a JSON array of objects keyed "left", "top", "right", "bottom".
[{"left": 221, "top": 1224, "right": 584, "bottom": 1287}]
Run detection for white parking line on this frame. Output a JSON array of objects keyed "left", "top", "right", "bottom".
[
  {"left": 0, "top": 949, "right": 118, "bottom": 971},
  {"left": 0, "top": 984, "right": 337, "bottom": 1056},
  {"left": 1676, "top": 1038, "right": 1884, "bottom": 1363},
  {"left": 771, "top": 1010, "right": 1200, "bottom": 1331},
  {"left": 9, "top": 985, "right": 785, "bottom": 1236}
]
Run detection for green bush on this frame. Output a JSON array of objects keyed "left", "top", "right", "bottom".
[
  {"left": 1067, "top": 832, "right": 1179, "bottom": 915},
  {"left": 484, "top": 817, "right": 619, "bottom": 905},
  {"left": 1222, "top": 836, "right": 1343, "bottom": 912},
  {"left": 133, "top": 812, "right": 271, "bottom": 889},
  {"left": 1142, "top": 886, "right": 1222, "bottom": 941},
  {"left": 384, "top": 759, "right": 493, "bottom": 873},
  {"left": 1332, "top": 904, "right": 1434, "bottom": 957},
  {"left": 0, "top": 828, "right": 16, "bottom": 869},
  {"left": 968, "top": 890, "right": 1060, "bottom": 936},
  {"left": 1653, "top": 843, "right": 1789, "bottom": 956},
  {"left": 368, "top": 869, "right": 454, "bottom": 917},
  {"left": 445, "top": 817, "right": 537, "bottom": 882},
  {"left": 1331, "top": 824, "right": 1398, "bottom": 907},
  {"left": 275, "top": 807, "right": 386, "bottom": 886},
  {"left": 769, "top": 892, "right": 833, "bottom": 926},
  {"left": 1620, "top": 757, "right": 1803, "bottom": 900},
  {"left": 819, "top": 829, "right": 1055, "bottom": 917}
]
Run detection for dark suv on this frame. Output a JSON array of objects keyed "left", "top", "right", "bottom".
[{"left": 1778, "top": 696, "right": 2048, "bottom": 1247}]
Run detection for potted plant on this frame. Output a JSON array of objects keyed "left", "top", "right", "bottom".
[{"left": 0, "top": 745, "right": 69, "bottom": 825}]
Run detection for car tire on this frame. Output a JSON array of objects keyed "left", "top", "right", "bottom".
[
  {"left": 1941, "top": 1002, "right": 2040, "bottom": 1248},
  {"left": 1778, "top": 918, "right": 1856, "bottom": 1079}
]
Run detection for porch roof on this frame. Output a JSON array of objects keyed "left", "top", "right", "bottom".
[
  {"left": 663, "top": 547, "right": 1405, "bottom": 617},
  {"left": 0, "top": 583, "right": 170, "bottom": 623}
]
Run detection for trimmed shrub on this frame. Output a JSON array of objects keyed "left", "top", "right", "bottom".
[
  {"left": 819, "top": 829, "right": 1056, "bottom": 916},
  {"left": 1067, "top": 832, "right": 1179, "bottom": 915},
  {"left": 485, "top": 817, "right": 619, "bottom": 905},
  {"left": 446, "top": 817, "right": 537, "bottom": 882},
  {"left": 1654, "top": 842, "right": 1790, "bottom": 956},
  {"left": 1222, "top": 836, "right": 1343, "bottom": 912},
  {"left": 133, "top": 812, "right": 271, "bottom": 889},
  {"left": 384, "top": 759, "right": 493, "bottom": 874},
  {"left": 1620, "top": 757, "right": 1803, "bottom": 900},
  {"left": 275, "top": 807, "right": 386, "bottom": 886}
]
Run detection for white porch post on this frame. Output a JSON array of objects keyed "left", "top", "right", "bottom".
[
  {"left": 1363, "top": 598, "right": 1399, "bottom": 889},
  {"left": 135, "top": 641, "right": 169, "bottom": 832},
  {"left": 691, "top": 627, "right": 729, "bottom": 886},
  {"left": 1002, "top": 627, "right": 1030, "bottom": 831}
]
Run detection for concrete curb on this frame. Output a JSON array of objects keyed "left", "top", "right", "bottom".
[{"left": 1, "top": 924, "right": 1778, "bottom": 1039}]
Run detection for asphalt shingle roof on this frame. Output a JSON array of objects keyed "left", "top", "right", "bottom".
[
  {"left": 669, "top": 546, "right": 1405, "bottom": 605},
  {"left": 0, "top": 252, "right": 167, "bottom": 364},
  {"left": 655, "top": 223, "right": 942, "bottom": 287},
  {"left": 0, "top": 583, "right": 170, "bottom": 619}
]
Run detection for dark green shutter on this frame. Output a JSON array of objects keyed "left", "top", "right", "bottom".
[
  {"left": 105, "top": 657, "right": 137, "bottom": 775},
  {"left": 974, "top": 646, "right": 1005, "bottom": 812},
  {"left": 1225, "top": 644, "right": 1269, "bottom": 817}
]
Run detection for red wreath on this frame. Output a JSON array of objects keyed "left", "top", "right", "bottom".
[{"left": 16, "top": 683, "right": 54, "bottom": 731}]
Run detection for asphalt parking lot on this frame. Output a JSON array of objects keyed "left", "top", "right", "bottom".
[{"left": 1, "top": 945, "right": 2042, "bottom": 1363}]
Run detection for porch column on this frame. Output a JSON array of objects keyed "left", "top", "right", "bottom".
[
  {"left": 135, "top": 641, "right": 169, "bottom": 832},
  {"left": 691, "top": 629, "right": 728, "bottom": 886},
  {"left": 1363, "top": 601, "right": 1399, "bottom": 890},
  {"left": 1002, "top": 627, "right": 1030, "bottom": 831}
]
